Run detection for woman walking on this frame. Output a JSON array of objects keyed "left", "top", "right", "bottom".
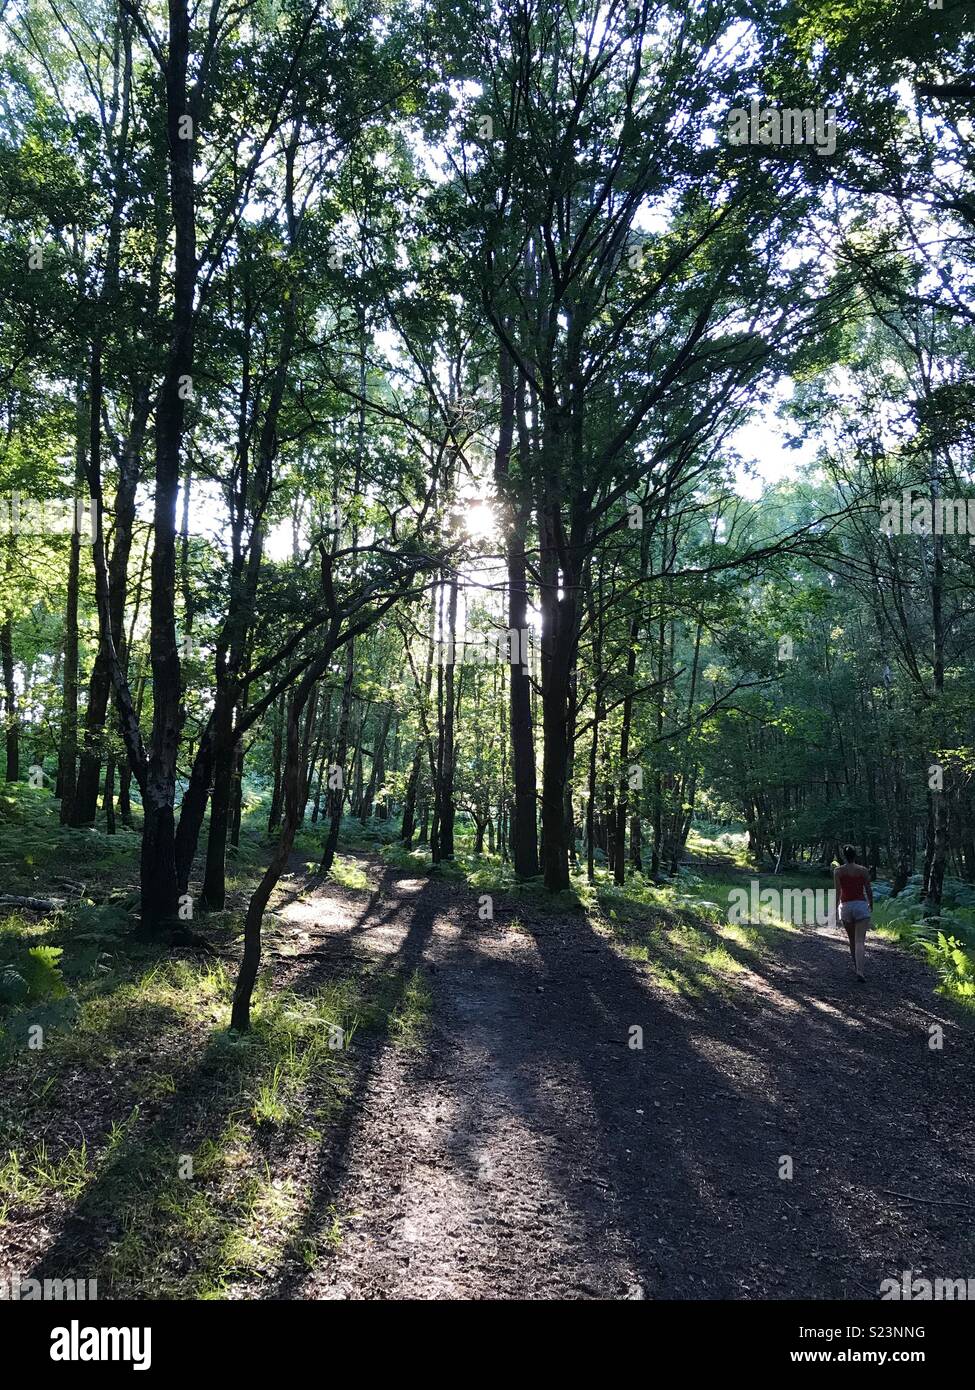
[{"left": 834, "top": 845, "right": 873, "bottom": 983}]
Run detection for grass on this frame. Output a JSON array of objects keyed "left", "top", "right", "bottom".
[
  {"left": 580, "top": 869, "right": 757, "bottom": 998},
  {"left": 0, "top": 902, "right": 432, "bottom": 1297},
  {"left": 379, "top": 843, "right": 432, "bottom": 872},
  {"left": 386, "top": 968, "right": 433, "bottom": 1051},
  {"left": 0, "top": 953, "right": 403, "bottom": 1297},
  {"left": 0, "top": 786, "right": 442, "bottom": 1296},
  {"left": 685, "top": 823, "right": 753, "bottom": 869},
  {"left": 455, "top": 851, "right": 826, "bottom": 1000},
  {"left": 0, "top": 1140, "right": 92, "bottom": 1216},
  {"left": 324, "top": 855, "right": 372, "bottom": 893}
]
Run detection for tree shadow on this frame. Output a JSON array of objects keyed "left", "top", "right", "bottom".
[
  {"left": 21, "top": 874, "right": 433, "bottom": 1299},
  {"left": 21, "top": 860, "right": 975, "bottom": 1301},
  {"left": 401, "top": 882, "right": 975, "bottom": 1298}
]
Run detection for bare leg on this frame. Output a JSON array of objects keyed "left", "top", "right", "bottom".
[
  {"left": 855, "top": 921, "right": 868, "bottom": 980},
  {"left": 843, "top": 922, "right": 856, "bottom": 963}
]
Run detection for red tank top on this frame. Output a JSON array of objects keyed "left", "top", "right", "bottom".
[{"left": 836, "top": 864, "right": 869, "bottom": 903}]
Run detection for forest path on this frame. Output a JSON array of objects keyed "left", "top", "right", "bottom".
[{"left": 269, "top": 857, "right": 975, "bottom": 1300}]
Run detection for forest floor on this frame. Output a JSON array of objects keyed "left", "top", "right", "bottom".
[
  {"left": 2, "top": 835, "right": 974, "bottom": 1300},
  {"left": 258, "top": 855, "right": 975, "bottom": 1299}
]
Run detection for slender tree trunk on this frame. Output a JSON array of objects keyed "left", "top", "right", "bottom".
[
  {"left": 361, "top": 704, "right": 392, "bottom": 823},
  {"left": 497, "top": 347, "right": 538, "bottom": 877},
  {"left": 118, "top": 664, "right": 146, "bottom": 827},
  {"left": 59, "top": 387, "right": 85, "bottom": 824},
  {"left": 629, "top": 814, "right": 642, "bottom": 872},
  {"left": 1, "top": 612, "right": 18, "bottom": 781},
  {"left": 174, "top": 712, "right": 216, "bottom": 893},
  {"left": 232, "top": 658, "right": 324, "bottom": 1031},
  {"left": 139, "top": 0, "right": 195, "bottom": 930},
  {"left": 230, "top": 737, "right": 245, "bottom": 848},
  {"left": 926, "top": 467, "right": 948, "bottom": 909},
  {"left": 612, "top": 545, "right": 649, "bottom": 884},
  {"left": 436, "top": 573, "right": 459, "bottom": 859},
  {"left": 267, "top": 691, "right": 285, "bottom": 833},
  {"left": 401, "top": 756, "right": 420, "bottom": 848},
  {"left": 311, "top": 736, "right": 329, "bottom": 825},
  {"left": 586, "top": 716, "right": 599, "bottom": 884},
  {"left": 320, "top": 642, "right": 354, "bottom": 873},
  {"left": 201, "top": 731, "right": 235, "bottom": 910},
  {"left": 539, "top": 544, "right": 580, "bottom": 892},
  {"left": 103, "top": 757, "right": 116, "bottom": 835},
  {"left": 72, "top": 395, "right": 147, "bottom": 825}
]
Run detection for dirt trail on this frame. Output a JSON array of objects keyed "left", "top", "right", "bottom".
[{"left": 270, "top": 859, "right": 975, "bottom": 1300}]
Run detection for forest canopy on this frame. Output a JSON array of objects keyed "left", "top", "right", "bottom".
[{"left": 1, "top": 0, "right": 974, "bottom": 1317}]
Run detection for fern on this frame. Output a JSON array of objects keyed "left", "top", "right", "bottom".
[
  {"left": 921, "top": 933, "right": 975, "bottom": 1005},
  {"left": 21, "top": 946, "right": 67, "bottom": 1002}
]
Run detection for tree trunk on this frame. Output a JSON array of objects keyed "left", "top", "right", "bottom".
[
  {"left": 401, "top": 755, "right": 420, "bottom": 848},
  {"left": 1, "top": 612, "right": 18, "bottom": 781},
  {"left": 612, "top": 541, "right": 648, "bottom": 884},
  {"left": 925, "top": 469, "right": 948, "bottom": 910},
  {"left": 72, "top": 394, "right": 146, "bottom": 825},
  {"left": 320, "top": 641, "right": 354, "bottom": 874},
  {"left": 230, "top": 737, "right": 245, "bottom": 848},
  {"left": 232, "top": 659, "right": 324, "bottom": 1031},
  {"left": 103, "top": 758, "right": 116, "bottom": 835},
  {"left": 201, "top": 732, "right": 235, "bottom": 910},
  {"left": 59, "top": 386, "right": 86, "bottom": 824},
  {"left": 497, "top": 347, "right": 538, "bottom": 877},
  {"left": 139, "top": 0, "right": 196, "bottom": 931},
  {"left": 435, "top": 573, "right": 459, "bottom": 860},
  {"left": 267, "top": 691, "right": 285, "bottom": 833},
  {"left": 360, "top": 704, "right": 392, "bottom": 823},
  {"left": 539, "top": 593, "right": 577, "bottom": 892}
]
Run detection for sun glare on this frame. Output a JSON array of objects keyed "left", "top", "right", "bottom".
[{"left": 464, "top": 501, "right": 497, "bottom": 539}]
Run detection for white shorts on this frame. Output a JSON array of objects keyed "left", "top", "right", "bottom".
[{"left": 840, "top": 899, "right": 871, "bottom": 925}]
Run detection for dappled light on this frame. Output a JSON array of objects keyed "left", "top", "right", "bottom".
[{"left": 1, "top": 0, "right": 973, "bottom": 1344}]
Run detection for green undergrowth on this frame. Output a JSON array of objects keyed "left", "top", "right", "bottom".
[
  {"left": 874, "top": 876, "right": 975, "bottom": 1008},
  {"left": 452, "top": 851, "right": 806, "bottom": 997},
  {"left": 0, "top": 916, "right": 433, "bottom": 1296},
  {"left": 0, "top": 783, "right": 139, "bottom": 900},
  {"left": 293, "top": 854, "right": 374, "bottom": 893},
  {"left": 379, "top": 842, "right": 432, "bottom": 872},
  {"left": 582, "top": 868, "right": 781, "bottom": 999},
  {"left": 684, "top": 824, "right": 753, "bottom": 869}
]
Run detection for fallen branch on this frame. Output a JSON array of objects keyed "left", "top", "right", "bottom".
[
  {"left": 52, "top": 878, "right": 87, "bottom": 894},
  {"left": 0, "top": 893, "right": 67, "bottom": 911},
  {"left": 876, "top": 1188, "right": 970, "bottom": 1209}
]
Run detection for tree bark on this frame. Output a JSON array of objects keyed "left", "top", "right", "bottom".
[
  {"left": 139, "top": 0, "right": 196, "bottom": 930},
  {"left": 497, "top": 345, "right": 538, "bottom": 877},
  {"left": 72, "top": 393, "right": 147, "bottom": 825},
  {"left": 360, "top": 704, "right": 392, "bottom": 823},
  {"left": 320, "top": 642, "right": 354, "bottom": 873},
  {"left": 1, "top": 612, "right": 18, "bottom": 782},
  {"left": 434, "top": 573, "right": 459, "bottom": 860},
  {"left": 232, "top": 658, "right": 324, "bottom": 1031},
  {"left": 59, "top": 386, "right": 85, "bottom": 824}
]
